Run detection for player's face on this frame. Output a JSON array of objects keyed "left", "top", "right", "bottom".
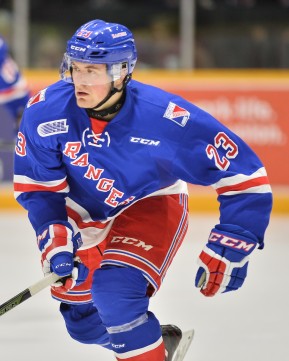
[{"left": 72, "top": 62, "right": 112, "bottom": 108}]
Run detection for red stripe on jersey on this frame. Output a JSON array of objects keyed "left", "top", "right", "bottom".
[
  {"left": 14, "top": 179, "right": 68, "bottom": 193},
  {"left": 66, "top": 206, "right": 108, "bottom": 229},
  {"left": 0, "top": 87, "right": 17, "bottom": 95},
  {"left": 216, "top": 176, "right": 269, "bottom": 195}
]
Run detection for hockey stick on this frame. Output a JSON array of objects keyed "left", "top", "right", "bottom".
[
  {"left": 174, "top": 329, "right": 194, "bottom": 361},
  {"left": 0, "top": 272, "right": 60, "bottom": 317}
]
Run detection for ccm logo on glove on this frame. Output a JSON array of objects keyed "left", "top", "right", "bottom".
[
  {"left": 54, "top": 262, "right": 73, "bottom": 269},
  {"left": 195, "top": 228, "right": 258, "bottom": 297},
  {"left": 208, "top": 232, "right": 255, "bottom": 252}
]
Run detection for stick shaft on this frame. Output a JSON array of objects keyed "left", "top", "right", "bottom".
[{"left": 0, "top": 273, "right": 60, "bottom": 317}]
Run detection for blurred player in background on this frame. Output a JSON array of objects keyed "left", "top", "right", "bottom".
[
  {"left": 13, "top": 20, "right": 272, "bottom": 361},
  {"left": 0, "top": 35, "right": 30, "bottom": 130}
]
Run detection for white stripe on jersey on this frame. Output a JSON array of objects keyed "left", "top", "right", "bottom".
[{"left": 211, "top": 167, "right": 272, "bottom": 195}]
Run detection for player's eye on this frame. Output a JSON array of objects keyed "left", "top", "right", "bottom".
[
  {"left": 87, "top": 68, "right": 100, "bottom": 75},
  {"left": 72, "top": 65, "right": 80, "bottom": 72}
]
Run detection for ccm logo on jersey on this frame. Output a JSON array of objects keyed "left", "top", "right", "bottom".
[
  {"left": 163, "top": 101, "right": 190, "bottom": 127},
  {"left": 130, "top": 137, "right": 160, "bottom": 146},
  {"left": 111, "top": 236, "right": 153, "bottom": 251},
  {"left": 209, "top": 231, "right": 256, "bottom": 252}
]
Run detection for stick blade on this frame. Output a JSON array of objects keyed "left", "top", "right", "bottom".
[{"left": 173, "top": 329, "right": 194, "bottom": 361}]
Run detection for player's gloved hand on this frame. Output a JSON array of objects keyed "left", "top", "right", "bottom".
[
  {"left": 51, "top": 256, "right": 89, "bottom": 294},
  {"left": 195, "top": 227, "right": 258, "bottom": 297},
  {"left": 37, "top": 223, "right": 88, "bottom": 293}
]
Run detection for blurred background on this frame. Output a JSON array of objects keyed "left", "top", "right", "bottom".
[
  {"left": 2, "top": 0, "right": 289, "bottom": 69},
  {"left": 1, "top": 0, "right": 289, "bottom": 211},
  {"left": 0, "top": 2, "right": 288, "bottom": 361}
]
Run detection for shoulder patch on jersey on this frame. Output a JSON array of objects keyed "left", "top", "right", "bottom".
[
  {"left": 163, "top": 101, "right": 190, "bottom": 127},
  {"left": 27, "top": 88, "right": 47, "bottom": 108},
  {"left": 37, "top": 119, "right": 69, "bottom": 137}
]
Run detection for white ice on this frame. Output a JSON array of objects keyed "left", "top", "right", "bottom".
[{"left": 0, "top": 211, "right": 288, "bottom": 361}]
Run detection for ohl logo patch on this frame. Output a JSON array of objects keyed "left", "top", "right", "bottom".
[
  {"left": 163, "top": 101, "right": 190, "bottom": 127},
  {"left": 37, "top": 119, "right": 69, "bottom": 137}
]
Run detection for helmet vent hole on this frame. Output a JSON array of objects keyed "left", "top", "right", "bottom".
[{"left": 90, "top": 51, "right": 108, "bottom": 57}]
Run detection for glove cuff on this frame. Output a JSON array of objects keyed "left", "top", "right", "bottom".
[
  {"left": 37, "top": 223, "right": 74, "bottom": 253},
  {"left": 37, "top": 221, "right": 73, "bottom": 239}
]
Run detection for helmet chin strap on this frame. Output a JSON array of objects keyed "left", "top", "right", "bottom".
[{"left": 86, "top": 74, "right": 131, "bottom": 120}]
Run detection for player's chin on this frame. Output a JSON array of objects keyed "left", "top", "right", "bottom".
[{"left": 76, "top": 97, "right": 91, "bottom": 108}]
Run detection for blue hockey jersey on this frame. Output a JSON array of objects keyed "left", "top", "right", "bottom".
[{"left": 14, "top": 79, "right": 272, "bottom": 249}]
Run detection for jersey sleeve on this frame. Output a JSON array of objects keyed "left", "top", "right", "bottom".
[
  {"left": 14, "top": 106, "right": 69, "bottom": 232},
  {"left": 171, "top": 106, "right": 272, "bottom": 248}
]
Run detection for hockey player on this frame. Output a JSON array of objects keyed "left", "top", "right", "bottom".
[
  {"left": 0, "top": 36, "right": 30, "bottom": 129},
  {"left": 14, "top": 20, "right": 272, "bottom": 361}
]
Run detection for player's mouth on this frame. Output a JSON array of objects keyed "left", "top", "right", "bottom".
[{"left": 76, "top": 91, "right": 90, "bottom": 98}]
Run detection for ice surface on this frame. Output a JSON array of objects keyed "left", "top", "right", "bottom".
[{"left": 0, "top": 212, "right": 288, "bottom": 361}]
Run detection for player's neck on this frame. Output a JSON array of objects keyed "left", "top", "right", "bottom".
[{"left": 87, "top": 90, "right": 125, "bottom": 121}]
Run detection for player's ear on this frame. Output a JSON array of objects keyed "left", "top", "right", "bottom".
[
  {"left": 114, "top": 78, "right": 124, "bottom": 88},
  {"left": 121, "top": 62, "right": 129, "bottom": 77},
  {"left": 115, "top": 65, "right": 128, "bottom": 88}
]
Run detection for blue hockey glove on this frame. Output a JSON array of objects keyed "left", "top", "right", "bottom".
[
  {"left": 195, "top": 228, "right": 258, "bottom": 297},
  {"left": 37, "top": 223, "right": 88, "bottom": 293},
  {"left": 51, "top": 257, "right": 89, "bottom": 294}
]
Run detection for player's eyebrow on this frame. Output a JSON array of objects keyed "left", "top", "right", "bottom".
[{"left": 71, "top": 62, "right": 102, "bottom": 69}]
